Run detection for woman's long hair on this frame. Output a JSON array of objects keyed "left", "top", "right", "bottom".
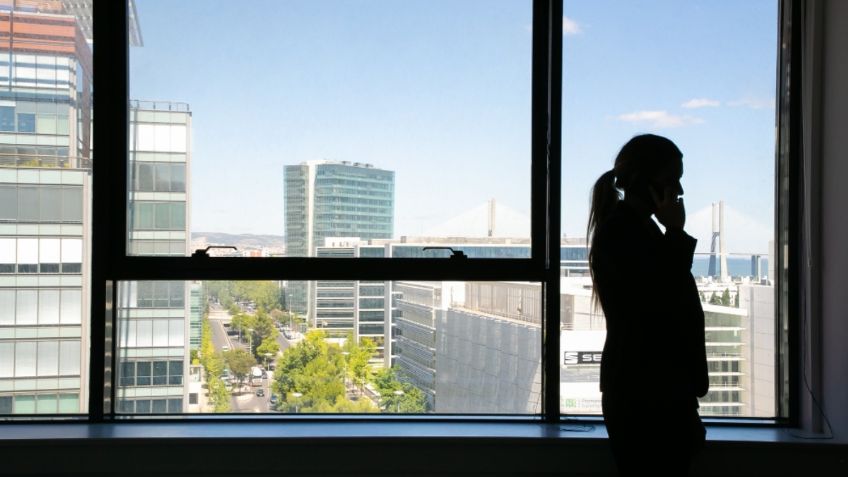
[{"left": 587, "top": 134, "right": 683, "bottom": 309}]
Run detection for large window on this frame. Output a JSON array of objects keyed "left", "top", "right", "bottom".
[
  {"left": 559, "top": 0, "right": 780, "bottom": 418},
  {"left": 0, "top": 0, "right": 798, "bottom": 423}
]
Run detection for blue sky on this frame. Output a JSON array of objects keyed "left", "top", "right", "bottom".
[{"left": 130, "top": 0, "right": 777, "bottom": 253}]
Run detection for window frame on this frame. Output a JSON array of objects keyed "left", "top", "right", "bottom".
[{"left": 79, "top": 0, "right": 799, "bottom": 425}]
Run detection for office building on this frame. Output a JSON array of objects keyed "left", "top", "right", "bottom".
[
  {"left": 114, "top": 101, "right": 192, "bottom": 414},
  {"left": 283, "top": 160, "right": 394, "bottom": 320},
  {"left": 0, "top": 1, "right": 96, "bottom": 414}
]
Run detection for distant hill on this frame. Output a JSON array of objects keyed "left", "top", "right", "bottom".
[{"left": 191, "top": 232, "right": 285, "bottom": 250}]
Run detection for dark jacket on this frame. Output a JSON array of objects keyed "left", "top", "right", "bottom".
[{"left": 592, "top": 201, "right": 709, "bottom": 410}]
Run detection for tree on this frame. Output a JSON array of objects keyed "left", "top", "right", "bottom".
[
  {"left": 734, "top": 291, "right": 740, "bottom": 308},
  {"left": 344, "top": 337, "right": 376, "bottom": 395},
  {"left": 721, "top": 288, "right": 731, "bottom": 306},
  {"left": 252, "top": 308, "right": 277, "bottom": 342},
  {"left": 207, "top": 376, "right": 231, "bottom": 412},
  {"left": 256, "top": 337, "right": 280, "bottom": 364},
  {"left": 224, "top": 349, "right": 256, "bottom": 389},
  {"left": 270, "top": 308, "right": 285, "bottom": 325},
  {"left": 709, "top": 293, "right": 722, "bottom": 305},
  {"left": 373, "top": 367, "right": 427, "bottom": 413},
  {"left": 699, "top": 291, "right": 706, "bottom": 303},
  {"left": 231, "top": 312, "right": 256, "bottom": 338}
]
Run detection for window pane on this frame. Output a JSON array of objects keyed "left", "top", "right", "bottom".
[
  {"left": 560, "top": 1, "right": 778, "bottom": 417},
  {"left": 38, "top": 290, "right": 60, "bottom": 325},
  {"left": 17, "top": 187, "right": 38, "bottom": 221},
  {"left": 15, "top": 342, "right": 36, "bottom": 376},
  {"left": 39, "top": 238, "right": 61, "bottom": 263},
  {"left": 118, "top": 280, "right": 540, "bottom": 415},
  {"left": 0, "top": 238, "right": 14, "bottom": 274},
  {"left": 170, "top": 164, "right": 185, "bottom": 192},
  {"left": 60, "top": 239, "right": 83, "bottom": 266},
  {"left": 0, "top": 290, "right": 14, "bottom": 325},
  {"left": 129, "top": 0, "right": 533, "bottom": 257},
  {"left": 60, "top": 290, "right": 82, "bottom": 324},
  {"left": 35, "top": 395, "right": 58, "bottom": 414},
  {"left": 17, "top": 113, "right": 35, "bottom": 133},
  {"left": 58, "top": 341, "right": 81, "bottom": 375},
  {"left": 0, "top": 185, "right": 17, "bottom": 220},
  {"left": 37, "top": 342, "right": 59, "bottom": 376},
  {"left": 152, "top": 320, "right": 169, "bottom": 347},
  {"left": 16, "top": 290, "right": 37, "bottom": 325},
  {"left": 0, "top": 106, "right": 14, "bottom": 131},
  {"left": 0, "top": 343, "right": 13, "bottom": 378},
  {"left": 152, "top": 361, "right": 168, "bottom": 386},
  {"left": 58, "top": 394, "right": 79, "bottom": 413},
  {"left": 17, "top": 238, "right": 38, "bottom": 268},
  {"left": 120, "top": 361, "right": 136, "bottom": 387},
  {"left": 153, "top": 163, "right": 170, "bottom": 192},
  {"left": 39, "top": 187, "right": 62, "bottom": 222},
  {"left": 61, "top": 187, "right": 83, "bottom": 222},
  {"left": 14, "top": 396, "right": 35, "bottom": 414}
]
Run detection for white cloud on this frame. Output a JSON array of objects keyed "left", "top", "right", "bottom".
[
  {"left": 727, "top": 98, "right": 775, "bottom": 110},
  {"left": 681, "top": 98, "right": 721, "bottom": 109},
  {"left": 563, "top": 16, "right": 582, "bottom": 35},
  {"left": 616, "top": 110, "right": 704, "bottom": 128}
]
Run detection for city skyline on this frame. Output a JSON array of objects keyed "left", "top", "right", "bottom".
[{"left": 130, "top": 0, "right": 777, "bottom": 256}]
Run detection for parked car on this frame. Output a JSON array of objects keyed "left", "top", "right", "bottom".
[{"left": 269, "top": 394, "right": 278, "bottom": 406}]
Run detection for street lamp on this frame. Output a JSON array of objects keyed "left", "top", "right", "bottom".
[
  {"left": 291, "top": 392, "right": 302, "bottom": 414},
  {"left": 393, "top": 389, "right": 404, "bottom": 413},
  {"left": 246, "top": 328, "right": 254, "bottom": 354}
]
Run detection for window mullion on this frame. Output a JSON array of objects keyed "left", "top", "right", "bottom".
[{"left": 91, "top": 0, "right": 129, "bottom": 421}]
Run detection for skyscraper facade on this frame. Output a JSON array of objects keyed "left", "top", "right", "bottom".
[
  {"left": 283, "top": 161, "right": 394, "bottom": 320},
  {"left": 115, "top": 101, "right": 191, "bottom": 414},
  {"left": 0, "top": 1, "right": 95, "bottom": 414}
]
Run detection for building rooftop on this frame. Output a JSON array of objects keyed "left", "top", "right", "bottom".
[{"left": 130, "top": 99, "right": 191, "bottom": 112}]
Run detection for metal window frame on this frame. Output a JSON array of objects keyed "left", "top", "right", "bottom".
[
  {"left": 88, "top": 0, "right": 562, "bottom": 421},
  {"left": 83, "top": 0, "right": 799, "bottom": 426}
]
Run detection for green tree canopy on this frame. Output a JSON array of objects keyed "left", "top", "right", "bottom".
[
  {"left": 256, "top": 337, "right": 280, "bottom": 362},
  {"left": 721, "top": 288, "right": 731, "bottom": 306},
  {"left": 224, "top": 348, "right": 256, "bottom": 387},
  {"left": 372, "top": 367, "right": 427, "bottom": 413}
]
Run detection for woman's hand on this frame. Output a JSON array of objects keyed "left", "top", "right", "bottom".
[{"left": 650, "top": 185, "right": 685, "bottom": 230}]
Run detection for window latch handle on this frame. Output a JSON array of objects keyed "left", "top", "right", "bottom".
[
  {"left": 422, "top": 246, "right": 467, "bottom": 260},
  {"left": 191, "top": 246, "right": 238, "bottom": 258}
]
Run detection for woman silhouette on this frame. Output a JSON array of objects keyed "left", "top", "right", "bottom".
[{"left": 587, "top": 134, "right": 709, "bottom": 476}]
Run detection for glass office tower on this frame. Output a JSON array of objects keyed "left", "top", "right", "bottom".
[
  {"left": 0, "top": 1, "right": 96, "bottom": 414},
  {"left": 115, "top": 101, "right": 192, "bottom": 414},
  {"left": 283, "top": 161, "right": 395, "bottom": 321}
]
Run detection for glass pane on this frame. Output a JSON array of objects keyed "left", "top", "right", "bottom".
[
  {"left": 36, "top": 342, "right": 59, "bottom": 376},
  {"left": 129, "top": 0, "right": 533, "bottom": 258},
  {"left": 560, "top": 1, "right": 778, "bottom": 417},
  {"left": 58, "top": 394, "right": 80, "bottom": 413},
  {"left": 117, "top": 280, "right": 541, "bottom": 415},
  {"left": 58, "top": 341, "right": 81, "bottom": 376},
  {"left": 0, "top": 0, "right": 92, "bottom": 415},
  {"left": 38, "top": 290, "right": 60, "bottom": 325},
  {"left": 15, "top": 342, "right": 36, "bottom": 377},
  {"left": 0, "top": 185, "right": 16, "bottom": 220}
]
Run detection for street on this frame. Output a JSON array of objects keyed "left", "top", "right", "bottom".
[{"left": 206, "top": 304, "right": 296, "bottom": 412}]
